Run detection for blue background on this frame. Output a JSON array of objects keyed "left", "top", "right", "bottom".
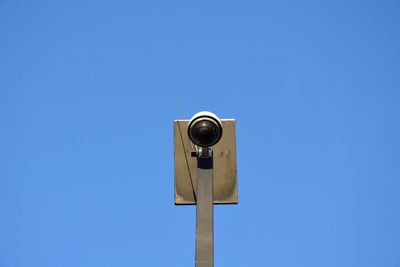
[{"left": 1, "top": 1, "right": 399, "bottom": 266}]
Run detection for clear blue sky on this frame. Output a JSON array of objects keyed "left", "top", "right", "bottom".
[{"left": 1, "top": 0, "right": 399, "bottom": 266}]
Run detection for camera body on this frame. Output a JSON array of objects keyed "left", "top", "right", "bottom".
[{"left": 187, "top": 111, "right": 223, "bottom": 147}]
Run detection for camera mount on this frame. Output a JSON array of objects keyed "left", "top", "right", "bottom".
[{"left": 174, "top": 111, "right": 238, "bottom": 267}]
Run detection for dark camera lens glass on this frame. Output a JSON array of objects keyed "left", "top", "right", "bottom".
[{"left": 189, "top": 119, "right": 221, "bottom": 147}]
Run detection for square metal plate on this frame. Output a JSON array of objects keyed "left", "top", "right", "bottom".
[{"left": 174, "top": 119, "right": 238, "bottom": 205}]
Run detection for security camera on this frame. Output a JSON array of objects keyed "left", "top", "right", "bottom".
[{"left": 187, "top": 111, "right": 223, "bottom": 147}]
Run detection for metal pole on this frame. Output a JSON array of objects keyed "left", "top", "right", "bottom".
[{"left": 195, "top": 152, "right": 214, "bottom": 267}]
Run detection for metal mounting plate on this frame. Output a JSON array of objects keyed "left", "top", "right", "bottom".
[{"left": 174, "top": 119, "right": 238, "bottom": 205}]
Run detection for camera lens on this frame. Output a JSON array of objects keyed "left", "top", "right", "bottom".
[{"left": 189, "top": 119, "right": 222, "bottom": 147}]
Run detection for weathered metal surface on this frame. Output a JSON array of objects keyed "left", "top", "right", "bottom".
[
  {"left": 174, "top": 119, "right": 238, "bottom": 205},
  {"left": 195, "top": 157, "right": 214, "bottom": 267}
]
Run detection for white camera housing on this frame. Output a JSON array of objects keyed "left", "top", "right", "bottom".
[{"left": 187, "top": 111, "right": 223, "bottom": 147}]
